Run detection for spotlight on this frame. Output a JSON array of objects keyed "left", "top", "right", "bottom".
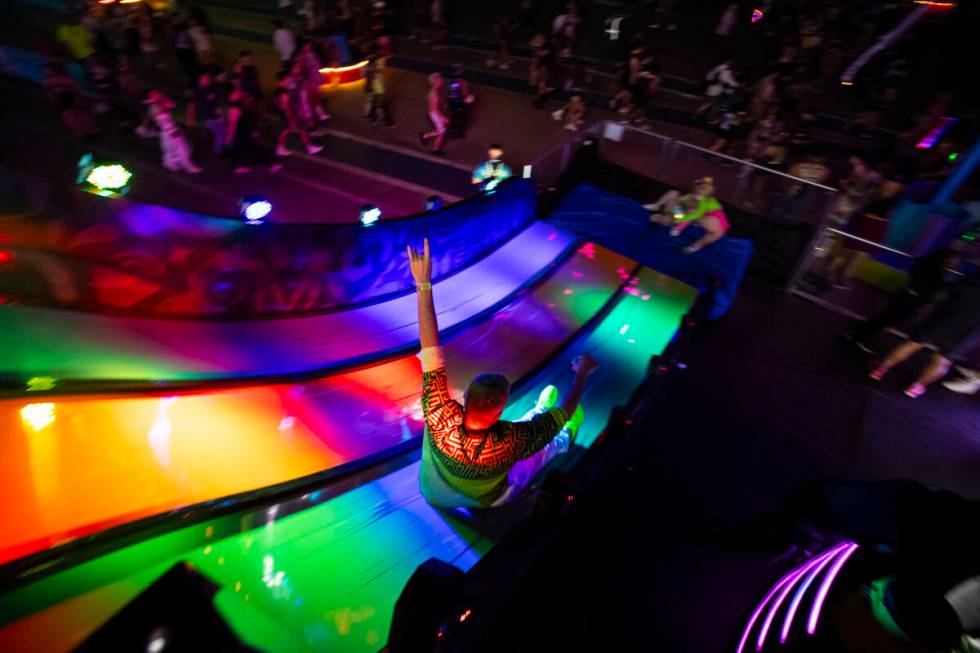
[
  {"left": 425, "top": 195, "right": 443, "bottom": 212},
  {"left": 240, "top": 196, "right": 273, "bottom": 224},
  {"left": 360, "top": 205, "right": 381, "bottom": 226},
  {"left": 77, "top": 155, "right": 133, "bottom": 197}
]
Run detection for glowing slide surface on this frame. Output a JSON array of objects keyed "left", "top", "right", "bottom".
[
  {"left": 0, "top": 244, "right": 638, "bottom": 566},
  {"left": 0, "top": 222, "right": 572, "bottom": 383},
  {"left": 0, "top": 266, "right": 696, "bottom": 653}
]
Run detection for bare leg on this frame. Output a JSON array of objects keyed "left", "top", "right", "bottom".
[
  {"left": 915, "top": 354, "right": 952, "bottom": 388},
  {"left": 877, "top": 340, "right": 924, "bottom": 375},
  {"left": 431, "top": 129, "right": 445, "bottom": 152},
  {"left": 643, "top": 189, "right": 679, "bottom": 213}
]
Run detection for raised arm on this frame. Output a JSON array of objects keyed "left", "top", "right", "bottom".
[
  {"left": 407, "top": 238, "right": 438, "bottom": 349},
  {"left": 562, "top": 354, "right": 598, "bottom": 417}
]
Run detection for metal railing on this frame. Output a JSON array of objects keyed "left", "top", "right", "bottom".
[{"left": 584, "top": 120, "right": 841, "bottom": 287}]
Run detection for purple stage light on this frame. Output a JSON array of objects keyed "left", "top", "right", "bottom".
[
  {"left": 756, "top": 544, "right": 849, "bottom": 650},
  {"left": 736, "top": 541, "right": 858, "bottom": 653},
  {"left": 736, "top": 568, "right": 803, "bottom": 653},
  {"left": 780, "top": 543, "right": 848, "bottom": 643},
  {"left": 915, "top": 117, "right": 958, "bottom": 149},
  {"left": 806, "top": 542, "right": 859, "bottom": 634}
]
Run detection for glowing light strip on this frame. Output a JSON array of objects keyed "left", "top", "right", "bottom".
[
  {"left": 840, "top": 6, "right": 928, "bottom": 84},
  {"left": 318, "top": 60, "right": 369, "bottom": 74},
  {"left": 779, "top": 543, "right": 850, "bottom": 643},
  {"left": 736, "top": 542, "right": 854, "bottom": 653},
  {"left": 806, "top": 542, "right": 860, "bottom": 634},
  {"left": 913, "top": 1, "right": 955, "bottom": 7},
  {"left": 736, "top": 566, "right": 808, "bottom": 653},
  {"left": 755, "top": 544, "right": 849, "bottom": 651},
  {"left": 915, "top": 116, "right": 958, "bottom": 149}
]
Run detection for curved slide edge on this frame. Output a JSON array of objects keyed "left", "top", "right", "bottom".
[
  {"left": 0, "top": 265, "right": 697, "bottom": 653},
  {"left": 0, "top": 243, "right": 640, "bottom": 572},
  {"left": 0, "top": 222, "right": 575, "bottom": 392}
]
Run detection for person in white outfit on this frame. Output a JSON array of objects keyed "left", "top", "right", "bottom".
[
  {"left": 145, "top": 90, "right": 201, "bottom": 174},
  {"left": 273, "top": 20, "right": 296, "bottom": 62}
]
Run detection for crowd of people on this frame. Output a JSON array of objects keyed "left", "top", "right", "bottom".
[{"left": 40, "top": 0, "right": 409, "bottom": 175}]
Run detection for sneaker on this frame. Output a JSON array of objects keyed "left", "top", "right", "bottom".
[
  {"left": 833, "top": 280, "right": 851, "bottom": 290},
  {"left": 534, "top": 385, "right": 559, "bottom": 411},
  {"left": 276, "top": 145, "right": 292, "bottom": 157},
  {"left": 904, "top": 383, "right": 926, "bottom": 399},
  {"left": 563, "top": 123, "right": 578, "bottom": 131},
  {"left": 269, "top": 162, "right": 284, "bottom": 173},
  {"left": 869, "top": 367, "right": 886, "bottom": 381},
  {"left": 617, "top": 106, "right": 630, "bottom": 114},
  {"left": 499, "top": 61, "right": 510, "bottom": 70},
  {"left": 306, "top": 144, "right": 323, "bottom": 155},
  {"left": 943, "top": 375, "right": 980, "bottom": 395},
  {"left": 565, "top": 404, "right": 585, "bottom": 444}
]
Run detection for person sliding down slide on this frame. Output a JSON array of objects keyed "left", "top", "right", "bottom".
[
  {"left": 644, "top": 177, "right": 730, "bottom": 254},
  {"left": 407, "top": 239, "right": 594, "bottom": 509}
]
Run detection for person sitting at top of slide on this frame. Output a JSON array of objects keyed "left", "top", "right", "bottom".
[
  {"left": 407, "top": 239, "right": 595, "bottom": 509},
  {"left": 644, "top": 176, "right": 730, "bottom": 254}
]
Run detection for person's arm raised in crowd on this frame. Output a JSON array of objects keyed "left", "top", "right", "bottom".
[
  {"left": 407, "top": 238, "right": 438, "bottom": 349},
  {"left": 561, "top": 354, "right": 598, "bottom": 418}
]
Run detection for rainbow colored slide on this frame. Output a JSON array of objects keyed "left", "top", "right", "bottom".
[{"left": 0, "top": 200, "right": 696, "bottom": 651}]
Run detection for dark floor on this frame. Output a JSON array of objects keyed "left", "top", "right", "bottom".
[{"left": 475, "top": 279, "right": 979, "bottom": 652}]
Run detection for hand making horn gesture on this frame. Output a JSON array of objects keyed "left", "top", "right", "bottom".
[{"left": 407, "top": 238, "right": 432, "bottom": 286}]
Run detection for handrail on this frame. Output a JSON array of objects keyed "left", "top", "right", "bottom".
[{"left": 618, "top": 122, "right": 839, "bottom": 192}]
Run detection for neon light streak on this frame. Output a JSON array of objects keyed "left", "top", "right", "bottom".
[
  {"left": 319, "top": 61, "right": 369, "bottom": 74},
  {"left": 756, "top": 544, "right": 849, "bottom": 650},
  {"left": 780, "top": 544, "right": 848, "bottom": 642},
  {"left": 736, "top": 542, "right": 852, "bottom": 653},
  {"left": 807, "top": 542, "right": 860, "bottom": 634},
  {"left": 915, "top": 117, "right": 958, "bottom": 149},
  {"left": 913, "top": 1, "right": 955, "bottom": 7},
  {"left": 840, "top": 6, "right": 929, "bottom": 84}
]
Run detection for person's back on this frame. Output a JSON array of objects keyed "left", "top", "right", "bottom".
[
  {"left": 407, "top": 240, "right": 596, "bottom": 508},
  {"left": 417, "top": 367, "right": 569, "bottom": 507}
]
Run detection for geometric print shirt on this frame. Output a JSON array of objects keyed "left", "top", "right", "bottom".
[{"left": 417, "top": 347, "right": 568, "bottom": 507}]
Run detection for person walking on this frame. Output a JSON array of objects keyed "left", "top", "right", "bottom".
[
  {"left": 363, "top": 55, "right": 396, "bottom": 127},
  {"left": 145, "top": 90, "right": 201, "bottom": 173},
  {"left": 274, "top": 70, "right": 322, "bottom": 156},
  {"left": 419, "top": 72, "right": 449, "bottom": 155}
]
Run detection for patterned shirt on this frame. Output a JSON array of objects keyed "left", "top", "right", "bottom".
[{"left": 417, "top": 347, "right": 568, "bottom": 507}]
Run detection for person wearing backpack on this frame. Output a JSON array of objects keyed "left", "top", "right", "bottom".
[{"left": 696, "top": 55, "right": 738, "bottom": 118}]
